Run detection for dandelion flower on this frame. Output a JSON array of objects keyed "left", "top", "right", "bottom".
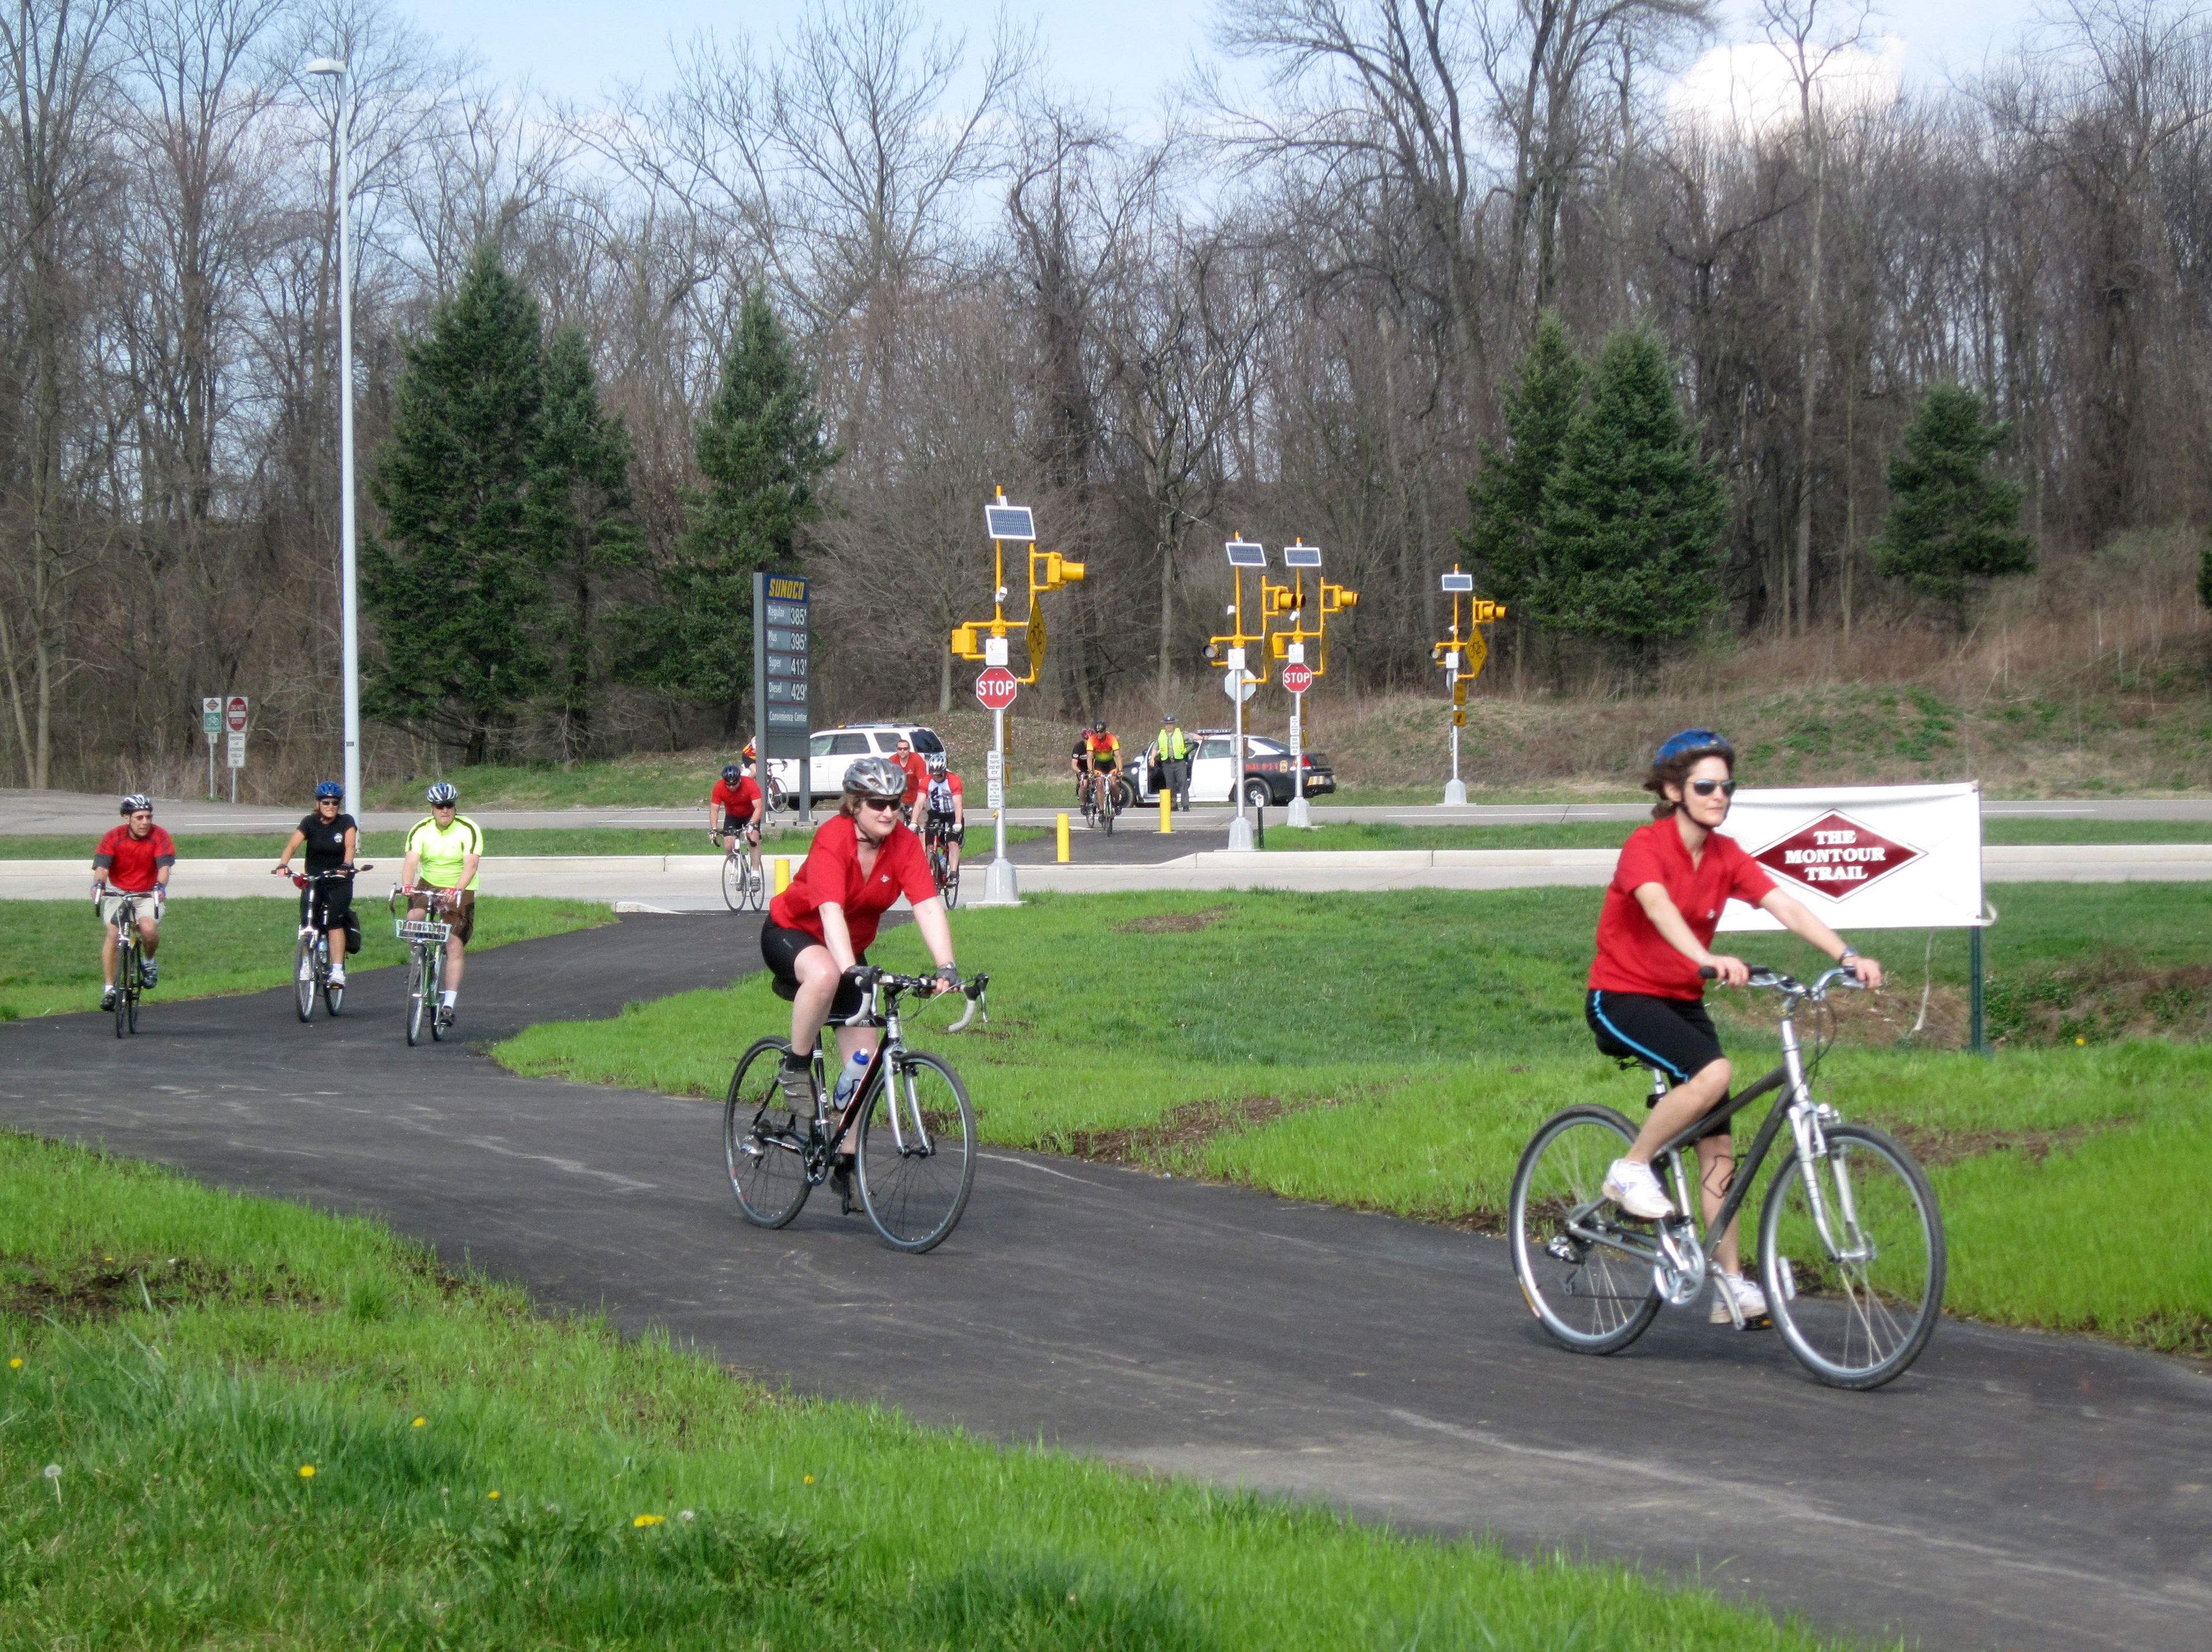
[
  {"left": 412, "top": 1417, "right": 427, "bottom": 1428},
  {"left": 802, "top": 1475, "right": 815, "bottom": 1485},
  {"left": 299, "top": 1465, "right": 315, "bottom": 1479},
  {"left": 2075, "top": 1036, "right": 2086, "bottom": 1045},
  {"left": 487, "top": 1490, "right": 500, "bottom": 1501},
  {"left": 632, "top": 1514, "right": 665, "bottom": 1528},
  {"left": 8, "top": 1358, "right": 20, "bottom": 1369},
  {"left": 41, "top": 1465, "right": 60, "bottom": 1480}
]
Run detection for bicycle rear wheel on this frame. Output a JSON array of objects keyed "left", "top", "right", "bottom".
[
  {"left": 1509, "top": 1104, "right": 1662, "bottom": 1354},
  {"left": 405, "top": 947, "right": 427, "bottom": 1046},
  {"left": 294, "top": 934, "right": 317, "bottom": 1022},
  {"left": 1760, "top": 1122, "right": 1945, "bottom": 1389},
  {"left": 725, "top": 1037, "right": 813, "bottom": 1227},
  {"left": 856, "top": 1052, "right": 975, "bottom": 1253}
]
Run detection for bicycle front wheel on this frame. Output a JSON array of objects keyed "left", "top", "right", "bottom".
[
  {"left": 294, "top": 934, "right": 317, "bottom": 1022},
  {"left": 406, "top": 948, "right": 427, "bottom": 1046},
  {"left": 721, "top": 851, "right": 745, "bottom": 912},
  {"left": 428, "top": 950, "right": 448, "bottom": 1041},
  {"left": 1509, "top": 1105, "right": 1662, "bottom": 1354},
  {"left": 745, "top": 857, "right": 767, "bottom": 913},
  {"left": 725, "top": 1037, "right": 813, "bottom": 1227},
  {"left": 1760, "top": 1123, "right": 1944, "bottom": 1389},
  {"left": 856, "top": 1052, "right": 975, "bottom": 1252},
  {"left": 323, "top": 941, "right": 344, "bottom": 1016}
]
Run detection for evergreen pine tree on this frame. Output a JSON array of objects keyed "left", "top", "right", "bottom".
[
  {"left": 1460, "top": 313, "right": 1584, "bottom": 617},
  {"left": 529, "top": 324, "right": 635, "bottom": 756},
  {"left": 1538, "top": 328, "right": 1729, "bottom": 661},
  {"left": 362, "top": 246, "right": 548, "bottom": 765},
  {"left": 1871, "top": 384, "right": 2035, "bottom": 626},
  {"left": 634, "top": 286, "right": 839, "bottom": 733}
]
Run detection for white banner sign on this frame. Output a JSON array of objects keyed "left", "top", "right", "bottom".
[{"left": 1715, "top": 782, "right": 1986, "bottom": 933}]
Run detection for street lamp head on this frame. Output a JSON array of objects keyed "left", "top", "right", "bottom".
[{"left": 305, "top": 57, "right": 346, "bottom": 76}]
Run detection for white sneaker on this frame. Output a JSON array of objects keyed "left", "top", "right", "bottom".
[
  {"left": 328, "top": 968, "right": 346, "bottom": 986},
  {"left": 1711, "top": 1273, "right": 1770, "bottom": 1326},
  {"left": 1602, "top": 1158, "right": 1675, "bottom": 1221}
]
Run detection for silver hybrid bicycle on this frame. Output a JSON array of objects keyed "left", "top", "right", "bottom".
[
  {"left": 1509, "top": 966, "right": 1945, "bottom": 1390},
  {"left": 724, "top": 968, "right": 987, "bottom": 1253}
]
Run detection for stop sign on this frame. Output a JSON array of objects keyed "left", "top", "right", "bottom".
[
  {"left": 974, "top": 666, "right": 1019, "bottom": 711},
  {"left": 224, "top": 695, "right": 249, "bottom": 733},
  {"left": 1281, "top": 662, "right": 1313, "bottom": 695}
]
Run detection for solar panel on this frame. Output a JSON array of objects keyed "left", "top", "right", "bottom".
[
  {"left": 1282, "top": 543, "right": 1323, "bottom": 568},
  {"left": 986, "top": 504, "right": 1036, "bottom": 541},
  {"left": 1440, "top": 571, "right": 1475, "bottom": 592},
  {"left": 1224, "top": 539, "right": 1267, "bottom": 567}
]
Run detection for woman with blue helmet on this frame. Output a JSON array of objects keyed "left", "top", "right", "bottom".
[
  {"left": 1585, "top": 729, "right": 1884, "bottom": 1328},
  {"left": 273, "top": 781, "right": 360, "bottom": 986}
]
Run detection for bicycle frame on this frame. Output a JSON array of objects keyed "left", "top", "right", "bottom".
[{"left": 1563, "top": 971, "right": 1863, "bottom": 1305}]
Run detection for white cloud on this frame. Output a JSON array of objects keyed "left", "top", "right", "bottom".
[{"left": 1667, "top": 34, "right": 1906, "bottom": 142}]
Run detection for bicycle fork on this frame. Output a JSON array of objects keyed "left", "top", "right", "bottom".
[{"left": 1778, "top": 1013, "right": 1876, "bottom": 1267}]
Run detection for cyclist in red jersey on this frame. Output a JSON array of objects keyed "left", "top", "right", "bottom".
[
  {"left": 1586, "top": 730, "right": 1883, "bottom": 1327},
  {"left": 92, "top": 794, "right": 175, "bottom": 1007},
  {"left": 759, "top": 755, "right": 956, "bottom": 1199},
  {"left": 891, "top": 735, "right": 929, "bottom": 824},
  {"left": 709, "top": 760, "right": 766, "bottom": 884}
]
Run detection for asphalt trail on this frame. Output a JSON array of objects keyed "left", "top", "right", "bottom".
[{"left": 2, "top": 915, "right": 2205, "bottom": 1651}]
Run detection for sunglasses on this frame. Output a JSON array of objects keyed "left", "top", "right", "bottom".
[
  {"left": 1689, "top": 779, "right": 1737, "bottom": 797},
  {"left": 859, "top": 796, "right": 904, "bottom": 812},
  {"left": 433, "top": 802, "right": 457, "bottom": 810}
]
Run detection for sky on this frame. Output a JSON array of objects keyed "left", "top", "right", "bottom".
[{"left": 392, "top": 0, "right": 2056, "bottom": 116}]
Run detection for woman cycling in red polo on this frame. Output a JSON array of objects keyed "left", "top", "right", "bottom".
[
  {"left": 760, "top": 755, "right": 957, "bottom": 1202},
  {"left": 1588, "top": 729, "right": 1883, "bottom": 1327}
]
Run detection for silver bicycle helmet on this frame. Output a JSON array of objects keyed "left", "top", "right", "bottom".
[
  {"left": 425, "top": 781, "right": 459, "bottom": 806},
  {"left": 841, "top": 755, "right": 908, "bottom": 800},
  {"left": 926, "top": 751, "right": 948, "bottom": 775},
  {"left": 120, "top": 793, "right": 152, "bottom": 815}
]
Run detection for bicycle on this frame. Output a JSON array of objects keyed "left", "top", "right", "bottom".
[
  {"left": 723, "top": 968, "right": 987, "bottom": 1253},
  {"left": 1093, "top": 767, "right": 1127, "bottom": 835},
  {"left": 282, "top": 864, "right": 369, "bottom": 1021},
  {"left": 716, "top": 830, "right": 766, "bottom": 913},
  {"left": 97, "top": 889, "right": 157, "bottom": 1039},
  {"left": 388, "top": 885, "right": 459, "bottom": 1047},
  {"left": 762, "top": 771, "right": 788, "bottom": 815},
  {"left": 923, "top": 819, "right": 961, "bottom": 908},
  {"left": 1509, "top": 965, "right": 1945, "bottom": 1390}
]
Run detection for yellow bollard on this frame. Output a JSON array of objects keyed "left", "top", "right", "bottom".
[
  {"left": 772, "top": 857, "right": 792, "bottom": 895},
  {"left": 1160, "top": 791, "right": 1172, "bottom": 833},
  {"left": 1056, "top": 812, "right": 1071, "bottom": 862}
]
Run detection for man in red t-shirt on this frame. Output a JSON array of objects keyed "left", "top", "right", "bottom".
[
  {"left": 709, "top": 760, "right": 766, "bottom": 886},
  {"left": 757, "top": 755, "right": 958, "bottom": 1202},
  {"left": 1585, "top": 730, "right": 1883, "bottom": 1328},
  {"left": 92, "top": 794, "right": 175, "bottom": 1007},
  {"left": 891, "top": 735, "right": 929, "bottom": 824}
]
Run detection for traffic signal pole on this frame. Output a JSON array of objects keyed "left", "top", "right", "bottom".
[{"left": 1433, "top": 566, "right": 1505, "bottom": 807}]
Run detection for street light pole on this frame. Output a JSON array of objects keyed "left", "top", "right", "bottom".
[{"left": 308, "top": 58, "right": 361, "bottom": 810}]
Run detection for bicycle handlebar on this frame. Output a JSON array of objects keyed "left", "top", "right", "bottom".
[{"left": 1700, "top": 963, "right": 1865, "bottom": 997}]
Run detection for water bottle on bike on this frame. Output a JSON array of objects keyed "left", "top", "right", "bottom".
[{"left": 832, "top": 1048, "right": 870, "bottom": 1109}]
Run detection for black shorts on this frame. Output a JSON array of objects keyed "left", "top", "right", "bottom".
[
  {"left": 300, "top": 876, "right": 354, "bottom": 931},
  {"left": 761, "top": 921, "right": 869, "bottom": 1018},
  {"left": 1586, "top": 990, "right": 1729, "bottom": 1128},
  {"left": 926, "top": 811, "right": 964, "bottom": 844}
]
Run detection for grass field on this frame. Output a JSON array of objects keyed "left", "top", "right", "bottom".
[
  {"left": 495, "top": 885, "right": 2212, "bottom": 1355},
  {"left": 1259, "top": 819, "right": 2212, "bottom": 851},
  {"left": 0, "top": 825, "right": 1046, "bottom": 862},
  {"left": 0, "top": 896, "right": 612, "bottom": 1022},
  {"left": 0, "top": 1131, "right": 1855, "bottom": 1650}
]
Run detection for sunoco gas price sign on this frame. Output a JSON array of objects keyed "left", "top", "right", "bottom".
[
  {"left": 751, "top": 573, "right": 810, "bottom": 771},
  {"left": 1716, "top": 782, "right": 1985, "bottom": 933}
]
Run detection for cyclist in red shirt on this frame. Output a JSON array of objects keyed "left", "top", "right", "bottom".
[
  {"left": 709, "top": 760, "right": 766, "bottom": 884},
  {"left": 891, "top": 735, "right": 929, "bottom": 824},
  {"left": 1586, "top": 730, "right": 1883, "bottom": 1328},
  {"left": 92, "top": 794, "right": 175, "bottom": 1007},
  {"left": 760, "top": 755, "right": 957, "bottom": 1201}
]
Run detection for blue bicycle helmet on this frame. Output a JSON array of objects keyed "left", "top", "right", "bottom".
[
  {"left": 425, "top": 781, "right": 459, "bottom": 806},
  {"left": 1653, "top": 728, "right": 1734, "bottom": 767},
  {"left": 314, "top": 780, "right": 344, "bottom": 801}
]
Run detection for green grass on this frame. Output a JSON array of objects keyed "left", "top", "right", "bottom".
[
  {"left": 0, "top": 896, "right": 612, "bottom": 1022},
  {"left": 496, "top": 885, "right": 2212, "bottom": 1355},
  {"left": 0, "top": 1131, "right": 1856, "bottom": 1650},
  {"left": 1260, "top": 819, "right": 2212, "bottom": 851},
  {"left": 0, "top": 826, "right": 1045, "bottom": 862}
]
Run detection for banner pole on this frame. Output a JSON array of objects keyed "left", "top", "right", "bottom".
[{"left": 1969, "top": 926, "right": 1988, "bottom": 1058}]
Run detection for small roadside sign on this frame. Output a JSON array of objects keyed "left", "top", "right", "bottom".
[
  {"left": 1221, "top": 671, "right": 1257, "bottom": 704},
  {"left": 224, "top": 695, "right": 249, "bottom": 734},
  {"left": 974, "top": 666, "right": 1019, "bottom": 711},
  {"left": 1281, "top": 662, "right": 1313, "bottom": 695},
  {"left": 226, "top": 730, "right": 247, "bottom": 768},
  {"left": 201, "top": 696, "right": 220, "bottom": 735}
]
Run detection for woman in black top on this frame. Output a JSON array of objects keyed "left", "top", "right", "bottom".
[{"left": 272, "top": 782, "right": 360, "bottom": 983}]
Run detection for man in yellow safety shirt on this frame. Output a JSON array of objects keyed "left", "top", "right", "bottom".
[{"left": 1156, "top": 715, "right": 1191, "bottom": 809}]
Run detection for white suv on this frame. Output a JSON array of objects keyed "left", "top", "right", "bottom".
[{"left": 767, "top": 723, "right": 945, "bottom": 804}]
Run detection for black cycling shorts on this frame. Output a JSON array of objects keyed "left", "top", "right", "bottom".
[
  {"left": 300, "top": 876, "right": 354, "bottom": 931},
  {"left": 926, "top": 810, "right": 964, "bottom": 844},
  {"left": 1586, "top": 990, "right": 1729, "bottom": 1129},
  {"left": 761, "top": 920, "right": 869, "bottom": 1018}
]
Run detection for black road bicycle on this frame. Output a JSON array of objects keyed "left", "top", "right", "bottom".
[
  {"left": 1509, "top": 966, "right": 1946, "bottom": 1390},
  {"left": 723, "top": 969, "right": 987, "bottom": 1252},
  {"left": 284, "top": 864, "right": 369, "bottom": 1020},
  {"left": 100, "top": 889, "right": 157, "bottom": 1038},
  {"left": 389, "top": 885, "right": 460, "bottom": 1047},
  {"left": 924, "top": 820, "right": 961, "bottom": 908}
]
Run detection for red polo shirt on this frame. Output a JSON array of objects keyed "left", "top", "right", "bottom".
[
  {"left": 713, "top": 776, "right": 762, "bottom": 820},
  {"left": 1588, "top": 819, "right": 1775, "bottom": 999},
  {"left": 94, "top": 824, "right": 176, "bottom": 892},
  {"left": 895, "top": 751, "right": 929, "bottom": 806},
  {"left": 768, "top": 813, "right": 937, "bottom": 956}
]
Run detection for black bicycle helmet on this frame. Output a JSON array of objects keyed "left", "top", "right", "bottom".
[{"left": 722, "top": 764, "right": 743, "bottom": 784}]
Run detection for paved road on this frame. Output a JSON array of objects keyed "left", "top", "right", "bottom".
[
  {"left": 1, "top": 918, "right": 2203, "bottom": 1650},
  {"left": 10, "top": 786, "right": 2212, "bottom": 836}
]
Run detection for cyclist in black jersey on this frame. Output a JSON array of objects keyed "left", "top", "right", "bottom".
[{"left": 273, "top": 782, "right": 360, "bottom": 986}]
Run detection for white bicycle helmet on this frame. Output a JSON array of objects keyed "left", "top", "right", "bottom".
[{"left": 425, "top": 781, "right": 459, "bottom": 806}]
